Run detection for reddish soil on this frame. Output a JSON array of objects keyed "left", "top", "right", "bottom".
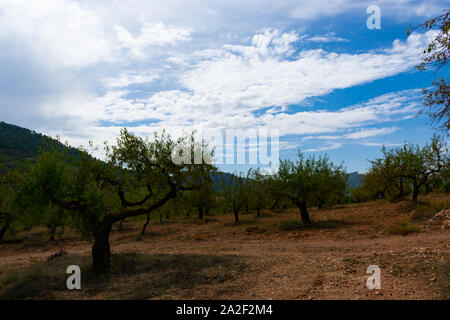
[{"left": 0, "top": 195, "right": 449, "bottom": 300}]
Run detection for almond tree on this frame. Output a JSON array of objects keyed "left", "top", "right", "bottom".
[
  {"left": 274, "top": 153, "right": 345, "bottom": 224},
  {"left": 221, "top": 172, "right": 250, "bottom": 224},
  {"left": 366, "top": 147, "right": 409, "bottom": 200},
  {"left": 0, "top": 167, "right": 19, "bottom": 241},
  {"left": 396, "top": 137, "right": 448, "bottom": 202},
  {"left": 247, "top": 168, "right": 269, "bottom": 217},
  {"left": 365, "top": 136, "right": 449, "bottom": 202},
  {"left": 311, "top": 158, "right": 348, "bottom": 209},
  {"left": 188, "top": 153, "right": 217, "bottom": 219},
  {"left": 20, "top": 129, "right": 208, "bottom": 273}
]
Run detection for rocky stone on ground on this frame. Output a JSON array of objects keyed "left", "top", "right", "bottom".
[{"left": 428, "top": 209, "right": 450, "bottom": 229}]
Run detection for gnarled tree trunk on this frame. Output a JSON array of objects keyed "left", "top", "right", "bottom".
[
  {"left": 298, "top": 201, "right": 311, "bottom": 225},
  {"left": 92, "top": 223, "right": 112, "bottom": 274},
  {"left": 233, "top": 209, "right": 240, "bottom": 224},
  {"left": 142, "top": 214, "right": 150, "bottom": 235},
  {"left": 412, "top": 182, "right": 420, "bottom": 203},
  {"left": 271, "top": 197, "right": 280, "bottom": 211},
  {"left": 0, "top": 213, "right": 10, "bottom": 242},
  {"left": 49, "top": 226, "right": 56, "bottom": 241},
  {"left": 0, "top": 220, "right": 9, "bottom": 242}
]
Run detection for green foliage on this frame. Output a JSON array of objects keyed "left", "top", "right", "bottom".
[
  {"left": 183, "top": 136, "right": 217, "bottom": 219},
  {"left": 270, "top": 152, "right": 347, "bottom": 223},
  {"left": 0, "top": 121, "right": 80, "bottom": 169},
  {"left": 363, "top": 136, "right": 449, "bottom": 202},
  {"left": 348, "top": 185, "right": 372, "bottom": 203},
  {"left": 408, "top": 10, "right": 450, "bottom": 133},
  {"left": 19, "top": 128, "right": 215, "bottom": 273},
  {"left": 247, "top": 168, "right": 270, "bottom": 216},
  {"left": 422, "top": 78, "right": 450, "bottom": 133},
  {"left": 407, "top": 9, "right": 449, "bottom": 71},
  {"left": 221, "top": 171, "right": 251, "bottom": 224},
  {"left": 311, "top": 160, "right": 348, "bottom": 209},
  {"left": 0, "top": 165, "right": 22, "bottom": 240}
]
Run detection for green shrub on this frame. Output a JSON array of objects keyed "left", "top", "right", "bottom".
[{"left": 348, "top": 187, "right": 372, "bottom": 203}]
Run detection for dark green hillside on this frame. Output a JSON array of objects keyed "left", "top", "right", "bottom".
[{"left": 0, "top": 121, "right": 79, "bottom": 168}]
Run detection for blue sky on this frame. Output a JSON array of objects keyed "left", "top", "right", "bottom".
[{"left": 0, "top": 0, "right": 448, "bottom": 174}]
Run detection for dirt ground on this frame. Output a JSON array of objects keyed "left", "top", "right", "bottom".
[{"left": 0, "top": 194, "right": 449, "bottom": 300}]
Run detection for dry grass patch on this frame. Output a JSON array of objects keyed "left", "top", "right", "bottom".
[
  {"left": 410, "top": 200, "right": 450, "bottom": 223},
  {"left": 386, "top": 220, "right": 421, "bottom": 236}
]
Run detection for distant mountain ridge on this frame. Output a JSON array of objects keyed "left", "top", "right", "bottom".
[{"left": 348, "top": 171, "right": 364, "bottom": 189}]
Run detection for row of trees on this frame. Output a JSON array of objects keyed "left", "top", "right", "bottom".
[
  {"left": 0, "top": 128, "right": 349, "bottom": 273},
  {"left": 346, "top": 11, "right": 450, "bottom": 204},
  {"left": 350, "top": 136, "right": 449, "bottom": 203},
  {"left": 0, "top": 129, "right": 448, "bottom": 274}
]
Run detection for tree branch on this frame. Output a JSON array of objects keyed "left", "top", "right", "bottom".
[{"left": 109, "top": 186, "right": 177, "bottom": 223}]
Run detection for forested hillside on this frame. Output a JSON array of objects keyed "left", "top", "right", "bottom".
[{"left": 0, "top": 121, "right": 79, "bottom": 168}]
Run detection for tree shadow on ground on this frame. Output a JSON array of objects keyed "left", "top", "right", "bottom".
[
  {"left": 0, "top": 252, "right": 248, "bottom": 300},
  {"left": 278, "top": 219, "right": 351, "bottom": 231}
]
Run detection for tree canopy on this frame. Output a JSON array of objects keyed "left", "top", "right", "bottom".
[
  {"left": 408, "top": 10, "right": 450, "bottom": 133},
  {"left": 19, "top": 128, "right": 214, "bottom": 273}
]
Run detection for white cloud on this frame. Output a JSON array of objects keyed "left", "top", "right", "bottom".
[
  {"left": 30, "top": 21, "right": 428, "bottom": 154},
  {"left": 0, "top": 0, "right": 444, "bottom": 70},
  {"left": 0, "top": 0, "right": 444, "bottom": 163},
  {"left": 262, "top": 90, "right": 421, "bottom": 136},
  {"left": 223, "top": 28, "right": 300, "bottom": 58},
  {"left": 0, "top": 1, "right": 194, "bottom": 67},
  {"left": 0, "top": 0, "right": 113, "bottom": 67},
  {"left": 39, "top": 86, "right": 423, "bottom": 157},
  {"left": 114, "top": 23, "right": 192, "bottom": 58},
  {"left": 307, "top": 32, "right": 349, "bottom": 43},
  {"left": 360, "top": 142, "right": 402, "bottom": 147},
  {"left": 304, "top": 142, "right": 343, "bottom": 152},
  {"left": 303, "top": 127, "right": 399, "bottom": 140},
  {"left": 177, "top": 30, "right": 433, "bottom": 114},
  {"left": 101, "top": 72, "right": 159, "bottom": 88},
  {"left": 37, "top": 22, "right": 428, "bottom": 148},
  {"left": 344, "top": 127, "right": 399, "bottom": 139}
]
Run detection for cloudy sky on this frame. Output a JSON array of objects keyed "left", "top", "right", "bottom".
[{"left": 0, "top": 0, "right": 448, "bottom": 173}]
